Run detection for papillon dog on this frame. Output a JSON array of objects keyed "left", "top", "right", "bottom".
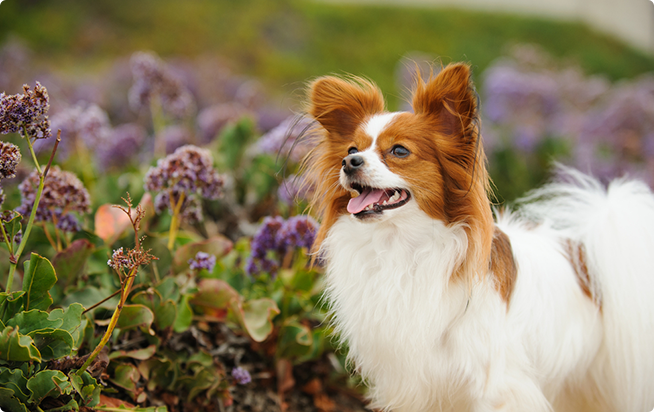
[{"left": 302, "top": 63, "right": 654, "bottom": 412}]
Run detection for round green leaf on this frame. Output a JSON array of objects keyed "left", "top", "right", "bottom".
[{"left": 22, "top": 253, "right": 57, "bottom": 311}]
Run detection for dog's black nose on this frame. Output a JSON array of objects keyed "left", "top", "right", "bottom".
[{"left": 342, "top": 155, "right": 364, "bottom": 174}]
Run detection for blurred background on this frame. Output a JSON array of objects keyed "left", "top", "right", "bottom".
[
  {"left": 1, "top": 0, "right": 654, "bottom": 201},
  {"left": 1, "top": 1, "right": 653, "bottom": 411}
]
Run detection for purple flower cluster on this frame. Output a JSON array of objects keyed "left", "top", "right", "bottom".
[
  {"left": 481, "top": 44, "right": 654, "bottom": 186},
  {"left": 575, "top": 75, "right": 654, "bottom": 184},
  {"left": 97, "top": 123, "right": 147, "bottom": 170},
  {"left": 49, "top": 103, "right": 111, "bottom": 157},
  {"left": 258, "top": 115, "right": 316, "bottom": 163},
  {"left": 0, "top": 141, "right": 21, "bottom": 180},
  {"left": 0, "top": 82, "right": 51, "bottom": 140},
  {"left": 129, "top": 51, "right": 195, "bottom": 119},
  {"left": 481, "top": 45, "right": 608, "bottom": 153},
  {"left": 159, "top": 125, "right": 192, "bottom": 154},
  {"left": 188, "top": 251, "right": 216, "bottom": 272},
  {"left": 197, "top": 103, "right": 247, "bottom": 143},
  {"left": 16, "top": 166, "right": 90, "bottom": 232},
  {"left": 231, "top": 367, "right": 251, "bottom": 385},
  {"left": 245, "top": 215, "right": 318, "bottom": 277},
  {"left": 144, "top": 145, "right": 224, "bottom": 222}
]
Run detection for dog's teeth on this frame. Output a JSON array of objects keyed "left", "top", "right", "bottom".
[
  {"left": 382, "top": 200, "right": 387, "bottom": 205},
  {"left": 391, "top": 191, "right": 400, "bottom": 201}
]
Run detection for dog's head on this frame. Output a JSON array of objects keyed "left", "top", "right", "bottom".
[{"left": 304, "top": 63, "right": 492, "bottom": 253}]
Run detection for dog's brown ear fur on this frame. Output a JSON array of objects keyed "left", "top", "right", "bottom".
[
  {"left": 412, "top": 63, "right": 477, "bottom": 141},
  {"left": 309, "top": 76, "right": 385, "bottom": 139}
]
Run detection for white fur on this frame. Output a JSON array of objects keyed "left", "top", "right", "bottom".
[{"left": 321, "top": 166, "right": 654, "bottom": 411}]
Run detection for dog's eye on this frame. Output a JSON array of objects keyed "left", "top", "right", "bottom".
[
  {"left": 391, "top": 145, "right": 410, "bottom": 158},
  {"left": 348, "top": 147, "right": 358, "bottom": 155}
]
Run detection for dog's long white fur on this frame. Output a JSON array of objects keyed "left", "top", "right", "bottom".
[{"left": 321, "top": 117, "right": 654, "bottom": 411}]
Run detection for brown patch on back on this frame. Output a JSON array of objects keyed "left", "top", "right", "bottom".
[
  {"left": 490, "top": 227, "right": 517, "bottom": 306},
  {"left": 563, "top": 239, "right": 601, "bottom": 308}
]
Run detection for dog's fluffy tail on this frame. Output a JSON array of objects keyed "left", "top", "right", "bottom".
[{"left": 520, "top": 166, "right": 654, "bottom": 412}]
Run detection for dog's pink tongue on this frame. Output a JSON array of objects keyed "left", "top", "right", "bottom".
[{"left": 347, "top": 188, "right": 384, "bottom": 214}]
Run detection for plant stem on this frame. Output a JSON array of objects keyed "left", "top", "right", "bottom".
[
  {"left": 0, "top": 219, "right": 13, "bottom": 257},
  {"left": 76, "top": 267, "right": 137, "bottom": 376},
  {"left": 5, "top": 132, "right": 61, "bottom": 292},
  {"left": 167, "top": 191, "right": 185, "bottom": 251}
]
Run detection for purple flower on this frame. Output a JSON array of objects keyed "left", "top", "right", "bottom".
[
  {"left": 129, "top": 51, "right": 195, "bottom": 119},
  {"left": 574, "top": 75, "right": 654, "bottom": 184},
  {"left": 15, "top": 166, "right": 90, "bottom": 232},
  {"left": 245, "top": 215, "right": 319, "bottom": 277},
  {"left": 275, "top": 215, "right": 318, "bottom": 251},
  {"left": 197, "top": 103, "right": 246, "bottom": 143},
  {"left": 98, "top": 123, "right": 146, "bottom": 170},
  {"left": 144, "top": 145, "right": 224, "bottom": 222},
  {"left": 0, "top": 82, "right": 51, "bottom": 140},
  {"left": 232, "top": 367, "right": 251, "bottom": 385},
  {"left": 49, "top": 103, "right": 111, "bottom": 158},
  {"left": 159, "top": 125, "right": 192, "bottom": 154},
  {"left": 188, "top": 251, "right": 216, "bottom": 272},
  {"left": 258, "top": 116, "right": 317, "bottom": 163},
  {"left": 0, "top": 141, "right": 21, "bottom": 180}
]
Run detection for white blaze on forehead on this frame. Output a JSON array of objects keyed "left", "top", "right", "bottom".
[
  {"left": 363, "top": 112, "right": 399, "bottom": 150},
  {"left": 340, "top": 111, "right": 408, "bottom": 194}
]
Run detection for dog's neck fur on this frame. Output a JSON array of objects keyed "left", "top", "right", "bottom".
[{"left": 322, "top": 202, "right": 482, "bottom": 410}]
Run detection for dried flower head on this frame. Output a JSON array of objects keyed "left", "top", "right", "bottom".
[
  {"left": 188, "top": 251, "right": 217, "bottom": 272},
  {"left": 0, "top": 141, "right": 21, "bottom": 180},
  {"left": 0, "top": 82, "right": 51, "bottom": 139},
  {"left": 16, "top": 166, "right": 90, "bottom": 232},
  {"left": 245, "top": 215, "right": 318, "bottom": 277},
  {"left": 107, "top": 195, "right": 157, "bottom": 275},
  {"left": 144, "top": 145, "right": 224, "bottom": 222},
  {"left": 129, "top": 51, "right": 195, "bottom": 119}
]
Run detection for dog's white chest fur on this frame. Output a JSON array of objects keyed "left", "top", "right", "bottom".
[{"left": 322, "top": 206, "right": 604, "bottom": 412}]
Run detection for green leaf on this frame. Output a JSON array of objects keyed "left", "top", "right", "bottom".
[
  {"left": 69, "top": 371, "right": 101, "bottom": 407},
  {"left": 108, "top": 344, "right": 156, "bottom": 361},
  {"left": 236, "top": 298, "right": 280, "bottom": 343},
  {"left": 5, "top": 309, "right": 62, "bottom": 334},
  {"left": 48, "top": 303, "right": 85, "bottom": 347},
  {"left": 22, "top": 253, "right": 57, "bottom": 311},
  {"left": 109, "top": 363, "right": 140, "bottom": 394},
  {"left": 29, "top": 329, "right": 74, "bottom": 360},
  {"left": 173, "top": 294, "right": 193, "bottom": 333},
  {"left": 47, "top": 397, "right": 79, "bottom": 411},
  {"left": 60, "top": 286, "right": 117, "bottom": 312},
  {"left": 154, "top": 277, "right": 178, "bottom": 301},
  {"left": 0, "top": 291, "right": 25, "bottom": 325},
  {"left": 3, "top": 214, "right": 22, "bottom": 246},
  {"left": 0, "top": 326, "right": 41, "bottom": 362},
  {"left": 26, "top": 369, "right": 71, "bottom": 403},
  {"left": 116, "top": 304, "right": 154, "bottom": 332},
  {"left": 0, "top": 387, "right": 28, "bottom": 412},
  {"left": 52, "top": 239, "right": 94, "bottom": 289},
  {"left": 191, "top": 279, "right": 239, "bottom": 320},
  {"left": 0, "top": 366, "right": 29, "bottom": 403}
]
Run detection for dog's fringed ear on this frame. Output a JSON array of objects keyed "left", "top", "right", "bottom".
[
  {"left": 309, "top": 76, "right": 385, "bottom": 139},
  {"left": 412, "top": 63, "right": 477, "bottom": 140}
]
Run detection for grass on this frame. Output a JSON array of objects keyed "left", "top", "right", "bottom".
[{"left": 1, "top": 0, "right": 652, "bottom": 108}]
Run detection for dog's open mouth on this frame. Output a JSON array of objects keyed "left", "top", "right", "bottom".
[{"left": 347, "top": 183, "right": 411, "bottom": 217}]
